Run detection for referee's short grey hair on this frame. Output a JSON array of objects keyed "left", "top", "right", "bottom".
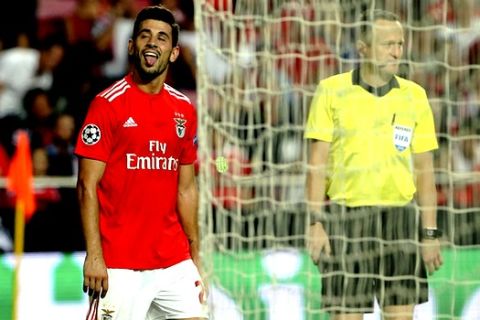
[{"left": 358, "top": 9, "right": 401, "bottom": 43}]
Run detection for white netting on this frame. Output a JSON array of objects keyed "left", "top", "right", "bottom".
[{"left": 196, "top": 0, "right": 480, "bottom": 319}]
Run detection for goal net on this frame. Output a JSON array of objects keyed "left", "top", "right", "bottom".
[{"left": 194, "top": 0, "right": 480, "bottom": 319}]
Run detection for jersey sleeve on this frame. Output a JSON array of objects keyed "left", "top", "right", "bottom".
[
  {"left": 411, "top": 87, "right": 438, "bottom": 153},
  {"left": 74, "top": 96, "right": 116, "bottom": 162},
  {"left": 179, "top": 104, "right": 198, "bottom": 164},
  {"left": 304, "top": 81, "right": 334, "bottom": 142}
]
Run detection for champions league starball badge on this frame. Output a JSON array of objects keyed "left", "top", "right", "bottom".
[{"left": 82, "top": 124, "right": 101, "bottom": 145}]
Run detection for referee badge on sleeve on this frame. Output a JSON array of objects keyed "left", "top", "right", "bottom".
[{"left": 393, "top": 124, "right": 413, "bottom": 152}]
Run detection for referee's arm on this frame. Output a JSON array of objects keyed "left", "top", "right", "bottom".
[
  {"left": 414, "top": 151, "right": 443, "bottom": 274},
  {"left": 414, "top": 151, "right": 437, "bottom": 229},
  {"left": 306, "top": 140, "right": 331, "bottom": 262}
]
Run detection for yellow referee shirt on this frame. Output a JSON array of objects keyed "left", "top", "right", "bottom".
[{"left": 305, "top": 69, "right": 438, "bottom": 206}]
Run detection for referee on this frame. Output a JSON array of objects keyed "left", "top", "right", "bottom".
[{"left": 304, "top": 9, "right": 442, "bottom": 319}]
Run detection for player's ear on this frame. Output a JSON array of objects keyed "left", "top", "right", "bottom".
[
  {"left": 357, "top": 40, "right": 367, "bottom": 58},
  {"left": 169, "top": 46, "right": 180, "bottom": 63},
  {"left": 128, "top": 39, "right": 134, "bottom": 56}
]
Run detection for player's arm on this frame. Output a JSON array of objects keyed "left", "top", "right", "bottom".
[
  {"left": 306, "top": 139, "right": 331, "bottom": 263},
  {"left": 414, "top": 151, "right": 443, "bottom": 274},
  {"left": 177, "top": 163, "right": 207, "bottom": 302},
  {"left": 177, "top": 163, "right": 201, "bottom": 267},
  {"left": 77, "top": 157, "right": 108, "bottom": 298}
]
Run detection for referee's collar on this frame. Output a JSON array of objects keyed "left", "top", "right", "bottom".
[{"left": 352, "top": 68, "right": 399, "bottom": 97}]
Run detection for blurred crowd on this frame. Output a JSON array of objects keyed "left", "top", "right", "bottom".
[{"left": 0, "top": 0, "right": 479, "bottom": 252}]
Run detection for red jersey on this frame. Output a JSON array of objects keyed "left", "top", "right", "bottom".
[{"left": 75, "top": 74, "right": 197, "bottom": 270}]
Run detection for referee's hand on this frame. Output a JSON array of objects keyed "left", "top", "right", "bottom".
[
  {"left": 307, "top": 222, "right": 331, "bottom": 264},
  {"left": 421, "top": 238, "right": 443, "bottom": 275}
]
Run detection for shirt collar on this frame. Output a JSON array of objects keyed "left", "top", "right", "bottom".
[{"left": 352, "top": 68, "right": 399, "bottom": 97}]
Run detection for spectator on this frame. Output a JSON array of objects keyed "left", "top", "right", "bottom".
[
  {"left": 0, "top": 142, "right": 9, "bottom": 176},
  {"left": 155, "top": 0, "right": 197, "bottom": 93},
  {"left": 23, "top": 88, "right": 56, "bottom": 150},
  {"left": 0, "top": 0, "right": 37, "bottom": 51},
  {"left": 46, "top": 113, "right": 77, "bottom": 176},
  {"left": 57, "top": 0, "right": 115, "bottom": 125},
  {"left": 101, "top": 0, "right": 140, "bottom": 82},
  {"left": 451, "top": 126, "right": 480, "bottom": 208},
  {"left": 0, "top": 35, "right": 65, "bottom": 119}
]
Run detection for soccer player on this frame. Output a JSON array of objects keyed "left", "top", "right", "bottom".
[
  {"left": 75, "top": 6, "right": 207, "bottom": 320},
  {"left": 304, "top": 9, "right": 443, "bottom": 320}
]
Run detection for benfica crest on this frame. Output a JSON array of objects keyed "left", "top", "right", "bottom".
[
  {"left": 174, "top": 118, "right": 187, "bottom": 138},
  {"left": 101, "top": 309, "right": 115, "bottom": 320}
]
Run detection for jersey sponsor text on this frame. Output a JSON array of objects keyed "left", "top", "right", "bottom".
[{"left": 126, "top": 140, "right": 178, "bottom": 171}]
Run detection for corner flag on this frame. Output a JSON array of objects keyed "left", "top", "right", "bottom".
[
  {"left": 6, "top": 130, "right": 36, "bottom": 320},
  {"left": 7, "top": 130, "right": 36, "bottom": 220}
]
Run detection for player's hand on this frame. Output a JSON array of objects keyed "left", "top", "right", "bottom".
[
  {"left": 307, "top": 222, "right": 331, "bottom": 264},
  {"left": 195, "top": 278, "right": 208, "bottom": 304},
  {"left": 191, "top": 257, "right": 209, "bottom": 305},
  {"left": 421, "top": 238, "right": 443, "bottom": 275},
  {"left": 83, "top": 254, "right": 109, "bottom": 299}
]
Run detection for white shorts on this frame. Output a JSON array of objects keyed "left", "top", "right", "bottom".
[{"left": 94, "top": 259, "right": 209, "bottom": 320}]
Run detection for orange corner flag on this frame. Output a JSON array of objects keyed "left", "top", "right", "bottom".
[
  {"left": 7, "top": 130, "right": 36, "bottom": 320},
  {"left": 7, "top": 130, "right": 36, "bottom": 220}
]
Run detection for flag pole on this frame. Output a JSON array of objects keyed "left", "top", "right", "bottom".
[
  {"left": 7, "top": 130, "right": 36, "bottom": 320},
  {"left": 12, "top": 200, "right": 25, "bottom": 320}
]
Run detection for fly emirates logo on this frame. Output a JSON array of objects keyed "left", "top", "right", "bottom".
[{"left": 126, "top": 140, "right": 179, "bottom": 171}]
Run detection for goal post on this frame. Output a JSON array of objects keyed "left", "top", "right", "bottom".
[{"left": 195, "top": 1, "right": 480, "bottom": 319}]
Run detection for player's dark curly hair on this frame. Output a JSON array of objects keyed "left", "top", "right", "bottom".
[{"left": 132, "top": 5, "right": 180, "bottom": 47}]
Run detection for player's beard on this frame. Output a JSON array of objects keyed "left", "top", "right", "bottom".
[{"left": 130, "top": 49, "right": 171, "bottom": 82}]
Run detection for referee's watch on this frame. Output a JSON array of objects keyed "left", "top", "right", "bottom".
[{"left": 422, "top": 228, "right": 442, "bottom": 240}]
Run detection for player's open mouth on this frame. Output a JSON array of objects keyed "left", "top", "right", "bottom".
[{"left": 144, "top": 51, "right": 159, "bottom": 67}]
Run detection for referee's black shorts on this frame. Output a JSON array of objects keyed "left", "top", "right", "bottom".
[{"left": 318, "top": 202, "right": 428, "bottom": 313}]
